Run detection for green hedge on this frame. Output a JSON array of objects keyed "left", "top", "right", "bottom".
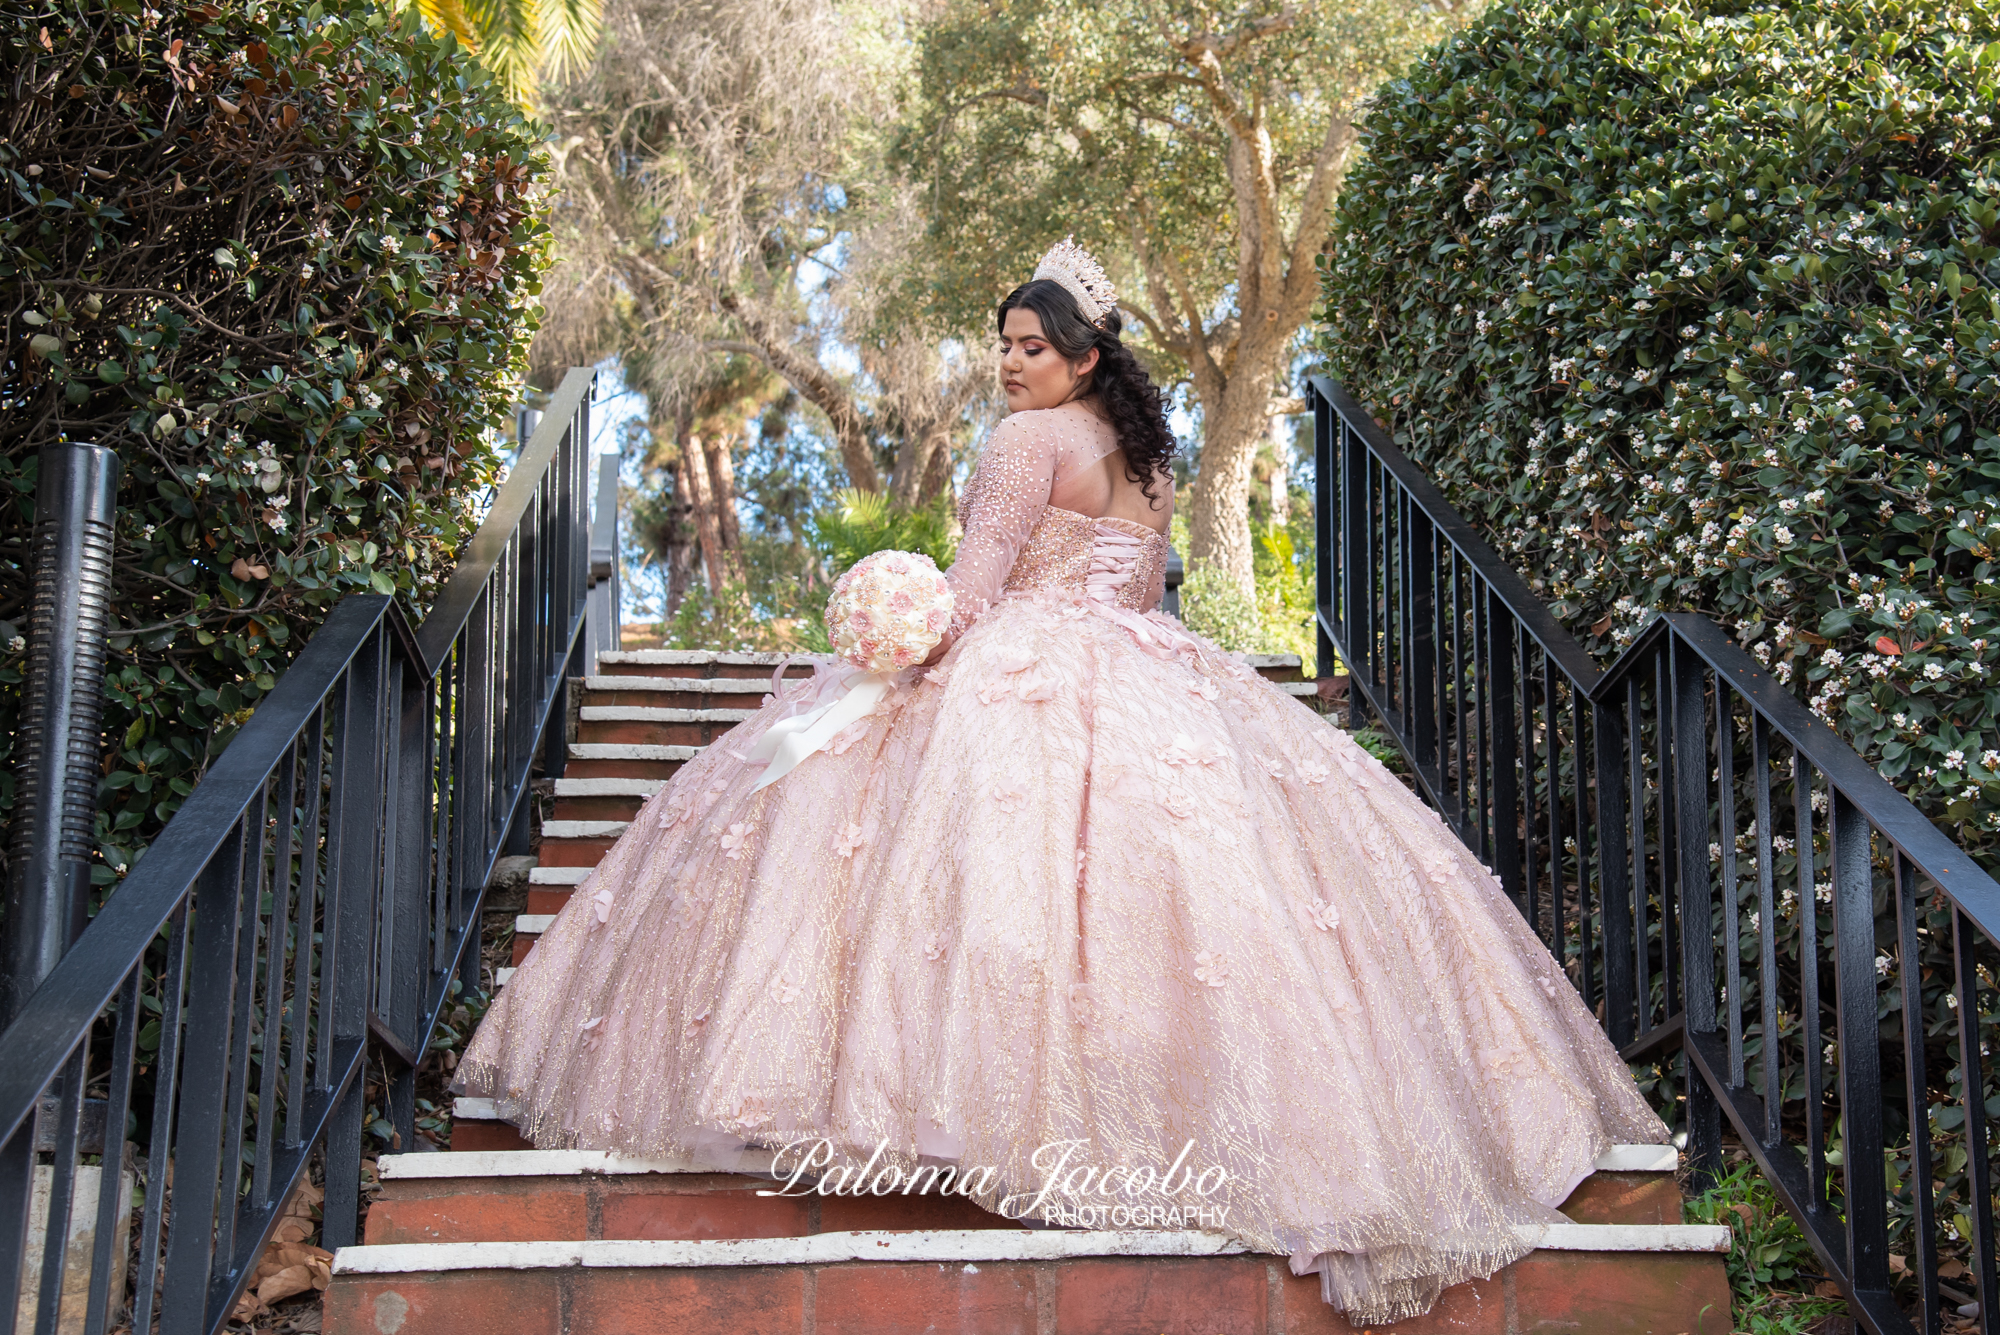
[
  {"left": 1319, "top": 0, "right": 2000, "bottom": 830},
  {"left": 1320, "top": 2, "right": 2000, "bottom": 1282},
  {"left": 1, "top": 0, "right": 551, "bottom": 884}
]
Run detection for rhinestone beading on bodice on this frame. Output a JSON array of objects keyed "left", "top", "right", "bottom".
[{"left": 1001, "top": 506, "right": 1170, "bottom": 613}]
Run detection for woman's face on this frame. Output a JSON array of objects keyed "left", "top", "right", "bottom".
[{"left": 999, "top": 307, "right": 1098, "bottom": 413}]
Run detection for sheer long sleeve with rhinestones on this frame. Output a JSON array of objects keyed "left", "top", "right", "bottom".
[{"left": 940, "top": 412, "right": 1059, "bottom": 646}]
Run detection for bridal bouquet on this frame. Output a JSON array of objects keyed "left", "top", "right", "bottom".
[{"left": 825, "top": 550, "right": 954, "bottom": 672}]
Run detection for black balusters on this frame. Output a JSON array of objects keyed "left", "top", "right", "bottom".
[
  {"left": 1753, "top": 717, "right": 1781, "bottom": 1148},
  {"left": 0, "top": 367, "right": 600, "bottom": 1334},
  {"left": 1953, "top": 910, "right": 1997, "bottom": 1335},
  {"left": 1311, "top": 372, "right": 2000, "bottom": 1333},
  {"left": 1797, "top": 755, "right": 1827, "bottom": 1215},
  {"left": 1829, "top": 789, "right": 1888, "bottom": 1293}
]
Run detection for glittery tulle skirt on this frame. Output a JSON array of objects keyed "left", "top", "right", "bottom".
[{"left": 455, "top": 588, "right": 1668, "bottom": 1324}]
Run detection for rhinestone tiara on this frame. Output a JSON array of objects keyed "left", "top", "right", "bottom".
[{"left": 1032, "top": 236, "right": 1118, "bottom": 328}]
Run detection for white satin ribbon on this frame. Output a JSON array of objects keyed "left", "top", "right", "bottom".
[{"left": 747, "top": 659, "right": 899, "bottom": 792}]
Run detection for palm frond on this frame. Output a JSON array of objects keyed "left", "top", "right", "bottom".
[
  {"left": 406, "top": 0, "right": 478, "bottom": 50},
  {"left": 532, "top": 0, "right": 602, "bottom": 83},
  {"left": 463, "top": 0, "right": 539, "bottom": 104},
  {"left": 809, "top": 489, "right": 957, "bottom": 577}
]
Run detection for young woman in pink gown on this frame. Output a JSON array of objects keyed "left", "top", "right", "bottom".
[{"left": 458, "top": 242, "right": 1667, "bottom": 1325}]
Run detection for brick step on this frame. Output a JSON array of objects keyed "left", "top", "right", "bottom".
[
  {"left": 593, "top": 649, "right": 1309, "bottom": 685},
  {"left": 367, "top": 1149, "right": 1023, "bottom": 1242},
  {"left": 584, "top": 674, "right": 777, "bottom": 710},
  {"left": 564, "top": 743, "right": 700, "bottom": 781},
  {"left": 535, "top": 819, "right": 629, "bottom": 872},
  {"left": 327, "top": 1219, "right": 1728, "bottom": 1334},
  {"left": 551, "top": 777, "right": 666, "bottom": 823},
  {"left": 401, "top": 1142, "right": 1686, "bottom": 1230},
  {"left": 596, "top": 650, "right": 813, "bottom": 681},
  {"left": 577, "top": 705, "right": 755, "bottom": 748}
]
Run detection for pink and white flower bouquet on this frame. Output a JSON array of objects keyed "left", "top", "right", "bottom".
[{"left": 825, "top": 550, "right": 954, "bottom": 672}]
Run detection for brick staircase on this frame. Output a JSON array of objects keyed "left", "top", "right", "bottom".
[
  {"left": 323, "top": 649, "right": 1733, "bottom": 1334},
  {"left": 324, "top": 1144, "right": 1729, "bottom": 1334}
]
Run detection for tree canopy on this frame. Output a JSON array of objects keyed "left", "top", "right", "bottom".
[
  {"left": 528, "top": 0, "right": 993, "bottom": 627},
  {"left": 902, "top": 0, "right": 1457, "bottom": 586}
]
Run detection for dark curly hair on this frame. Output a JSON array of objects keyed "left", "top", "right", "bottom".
[{"left": 997, "top": 279, "right": 1175, "bottom": 503}]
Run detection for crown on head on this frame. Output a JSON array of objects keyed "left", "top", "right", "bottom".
[{"left": 1032, "top": 236, "right": 1118, "bottom": 328}]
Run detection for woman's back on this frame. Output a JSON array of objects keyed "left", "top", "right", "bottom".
[{"left": 1040, "top": 401, "right": 1173, "bottom": 535}]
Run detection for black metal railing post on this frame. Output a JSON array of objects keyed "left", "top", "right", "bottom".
[
  {"left": 1312, "top": 389, "right": 1335, "bottom": 678},
  {"left": 1594, "top": 695, "right": 1634, "bottom": 1047},
  {"left": 1829, "top": 786, "right": 1890, "bottom": 1297},
  {"left": 1671, "top": 639, "right": 1723, "bottom": 1188},
  {"left": 586, "top": 449, "right": 623, "bottom": 663},
  {"left": 1341, "top": 418, "right": 1369, "bottom": 713},
  {"left": 2, "top": 442, "right": 121, "bottom": 1027}
]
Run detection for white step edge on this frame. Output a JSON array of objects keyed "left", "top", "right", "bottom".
[
  {"left": 381, "top": 1149, "right": 775, "bottom": 1179},
  {"left": 528, "top": 866, "right": 591, "bottom": 886},
  {"left": 597, "top": 651, "right": 1305, "bottom": 673},
  {"left": 579, "top": 706, "right": 754, "bottom": 724},
  {"left": 1594, "top": 1143, "right": 1678, "bottom": 1173},
  {"left": 386, "top": 1143, "right": 1677, "bottom": 1178},
  {"left": 332, "top": 1222, "right": 1729, "bottom": 1277},
  {"left": 540, "top": 820, "right": 629, "bottom": 839},
  {"left": 335, "top": 1232, "right": 1246, "bottom": 1276},
  {"left": 568, "top": 743, "right": 700, "bottom": 762},
  {"left": 599, "top": 650, "right": 802, "bottom": 667},
  {"left": 513, "top": 915, "right": 556, "bottom": 935},
  {"left": 492, "top": 969, "right": 516, "bottom": 988},
  {"left": 584, "top": 676, "right": 771, "bottom": 694},
  {"left": 552, "top": 778, "right": 665, "bottom": 798},
  {"left": 1277, "top": 682, "right": 1318, "bottom": 696}
]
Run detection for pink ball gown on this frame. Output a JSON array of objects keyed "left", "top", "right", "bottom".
[{"left": 457, "top": 400, "right": 1668, "bottom": 1325}]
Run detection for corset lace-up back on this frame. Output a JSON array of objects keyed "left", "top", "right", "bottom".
[{"left": 1000, "top": 508, "right": 1171, "bottom": 612}]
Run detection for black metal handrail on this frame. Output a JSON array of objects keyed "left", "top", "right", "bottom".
[
  {"left": 1312, "top": 373, "right": 1999, "bottom": 1335},
  {"left": 0, "top": 366, "right": 602, "bottom": 1334}
]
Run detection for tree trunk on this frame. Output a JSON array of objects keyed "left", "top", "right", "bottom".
[
  {"left": 1184, "top": 359, "right": 1280, "bottom": 589},
  {"left": 680, "top": 423, "right": 730, "bottom": 595},
  {"left": 1268, "top": 412, "right": 1291, "bottom": 526},
  {"left": 891, "top": 425, "right": 953, "bottom": 506},
  {"left": 702, "top": 430, "right": 744, "bottom": 564},
  {"left": 661, "top": 491, "right": 698, "bottom": 619},
  {"left": 919, "top": 432, "right": 954, "bottom": 504},
  {"left": 717, "top": 295, "right": 880, "bottom": 492}
]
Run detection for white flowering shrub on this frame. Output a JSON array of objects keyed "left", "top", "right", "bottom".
[
  {"left": 0, "top": 0, "right": 552, "bottom": 880},
  {"left": 1319, "top": 0, "right": 2000, "bottom": 812},
  {"left": 1319, "top": 0, "right": 2000, "bottom": 1280}
]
